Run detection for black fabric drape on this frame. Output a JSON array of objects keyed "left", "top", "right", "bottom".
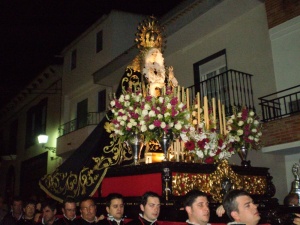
[{"left": 39, "top": 67, "right": 142, "bottom": 202}]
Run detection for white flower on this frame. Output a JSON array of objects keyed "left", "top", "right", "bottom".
[
  {"left": 247, "top": 117, "right": 253, "bottom": 123},
  {"left": 238, "top": 121, "right": 244, "bottom": 126},
  {"left": 254, "top": 120, "right": 259, "bottom": 125},
  {"left": 124, "top": 101, "right": 130, "bottom": 107},
  {"left": 251, "top": 128, "right": 257, "bottom": 133},
  {"left": 237, "top": 112, "right": 242, "bottom": 118},
  {"left": 178, "top": 102, "right": 184, "bottom": 109},
  {"left": 175, "top": 123, "right": 182, "bottom": 130},
  {"left": 119, "top": 95, "right": 124, "bottom": 102},
  {"left": 164, "top": 112, "right": 170, "bottom": 118},
  {"left": 125, "top": 94, "right": 130, "bottom": 100},
  {"left": 110, "top": 100, "right": 116, "bottom": 107},
  {"left": 142, "top": 109, "right": 148, "bottom": 116},
  {"left": 161, "top": 122, "right": 166, "bottom": 129},
  {"left": 149, "top": 110, "right": 156, "bottom": 117},
  {"left": 158, "top": 97, "right": 164, "bottom": 103},
  {"left": 144, "top": 103, "right": 151, "bottom": 110},
  {"left": 141, "top": 125, "right": 147, "bottom": 132},
  {"left": 249, "top": 111, "right": 255, "bottom": 116},
  {"left": 158, "top": 114, "right": 163, "bottom": 119},
  {"left": 149, "top": 124, "right": 155, "bottom": 130},
  {"left": 127, "top": 123, "right": 132, "bottom": 129},
  {"left": 237, "top": 129, "right": 243, "bottom": 136},
  {"left": 248, "top": 136, "right": 254, "bottom": 140}
]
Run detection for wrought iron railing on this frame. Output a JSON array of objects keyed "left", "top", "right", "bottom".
[
  {"left": 258, "top": 85, "right": 300, "bottom": 122},
  {"left": 58, "top": 112, "right": 105, "bottom": 136},
  {"left": 188, "top": 69, "right": 255, "bottom": 115}
]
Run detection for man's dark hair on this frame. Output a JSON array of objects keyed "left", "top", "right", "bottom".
[
  {"left": 62, "top": 197, "right": 76, "bottom": 208},
  {"left": 42, "top": 199, "right": 57, "bottom": 212},
  {"left": 283, "top": 193, "right": 299, "bottom": 206},
  {"left": 23, "top": 199, "right": 36, "bottom": 208},
  {"left": 105, "top": 193, "right": 124, "bottom": 207},
  {"left": 11, "top": 196, "right": 23, "bottom": 205},
  {"left": 183, "top": 189, "right": 208, "bottom": 207},
  {"left": 79, "top": 197, "right": 95, "bottom": 208},
  {"left": 223, "top": 189, "right": 251, "bottom": 221},
  {"left": 140, "top": 191, "right": 160, "bottom": 207}
]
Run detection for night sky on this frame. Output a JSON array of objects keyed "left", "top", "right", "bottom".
[{"left": 0, "top": 0, "right": 183, "bottom": 109}]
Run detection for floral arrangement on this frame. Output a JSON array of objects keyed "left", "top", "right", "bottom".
[
  {"left": 181, "top": 107, "right": 235, "bottom": 164},
  {"left": 107, "top": 88, "right": 191, "bottom": 143},
  {"left": 226, "top": 107, "right": 262, "bottom": 151}
]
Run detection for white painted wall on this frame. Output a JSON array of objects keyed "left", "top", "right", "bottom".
[
  {"left": 164, "top": 3, "right": 292, "bottom": 203},
  {"left": 269, "top": 15, "right": 300, "bottom": 92},
  {"left": 61, "top": 11, "right": 144, "bottom": 124}
]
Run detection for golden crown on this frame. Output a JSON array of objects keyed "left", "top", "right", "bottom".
[{"left": 135, "top": 16, "right": 165, "bottom": 51}]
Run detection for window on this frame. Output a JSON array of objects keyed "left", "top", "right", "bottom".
[
  {"left": 71, "top": 49, "right": 77, "bottom": 70},
  {"left": 98, "top": 90, "right": 106, "bottom": 112},
  {"left": 77, "top": 99, "right": 88, "bottom": 129},
  {"left": 193, "top": 49, "right": 228, "bottom": 105},
  {"left": 25, "top": 98, "right": 47, "bottom": 148},
  {"left": 96, "top": 30, "right": 103, "bottom": 53}
]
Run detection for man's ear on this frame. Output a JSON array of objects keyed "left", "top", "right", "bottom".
[
  {"left": 185, "top": 206, "right": 192, "bottom": 215},
  {"left": 140, "top": 204, "right": 145, "bottom": 212},
  {"left": 106, "top": 206, "right": 109, "bottom": 214},
  {"left": 231, "top": 211, "right": 239, "bottom": 221},
  {"left": 54, "top": 209, "right": 57, "bottom": 215}
]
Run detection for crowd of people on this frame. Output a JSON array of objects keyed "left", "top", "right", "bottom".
[{"left": 0, "top": 189, "right": 299, "bottom": 225}]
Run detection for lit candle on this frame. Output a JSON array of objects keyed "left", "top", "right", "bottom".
[
  {"left": 218, "top": 100, "right": 223, "bottom": 135},
  {"left": 182, "top": 86, "right": 185, "bottom": 103},
  {"left": 204, "top": 96, "right": 209, "bottom": 130},
  {"left": 212, "top": 98, "right": 216, "bottom": 129},
  {"left": 222, "top": 104, "right": 226, "bottom": 135},
  {"left": 177, "top": 85, "right": 181, "bottom": 102},
  {"left": 197, "top": 92, "right": 201, "bottom": 125}
]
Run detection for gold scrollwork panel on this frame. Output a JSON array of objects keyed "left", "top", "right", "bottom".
[{"left": 172, "top": 160, "right": 267, "bottom": 203}]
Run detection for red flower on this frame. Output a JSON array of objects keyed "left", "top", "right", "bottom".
[
  {"left": 205, "top": 157, "right": 214, "bottom": 164},
  {"left": 185, "top": 141, "right": 195, "bottom": 151},
  {"left": 197, "top": 138, "right": 208, "bottom": 149},
  {"left": 153, "top": 120, "right": 161, "bottom": 127}
]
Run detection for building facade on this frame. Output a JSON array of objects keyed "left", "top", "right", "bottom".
[{"left": 0, "top": 0, "right": 299, "bottom": 204}]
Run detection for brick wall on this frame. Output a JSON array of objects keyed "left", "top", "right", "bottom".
[
  {"left": 262, "top": 113, "right": 300, "bottom": 147},
  {"left": 265, "top": 0, "right": 300, "bottom": 29}
]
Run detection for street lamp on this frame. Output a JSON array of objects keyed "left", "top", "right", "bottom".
[{"left": 37, "top": 134, "right": 56, "bottom": 153}]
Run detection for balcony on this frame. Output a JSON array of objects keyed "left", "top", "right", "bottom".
[
  {"left": 259, "top": 85, "right": 300, "bottom": 152},
  {"left": 188, "top": 69, "right": 255, "bottom": 115},
  {"left": 56, "top": 112, "right": 105, "bottom": 156},
  {"left": 259, "top": 85, "right": 300, "bottom": 122}
]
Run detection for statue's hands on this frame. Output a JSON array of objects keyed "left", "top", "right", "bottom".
[
  {"left": 216, "top": 205, "right": 225, "bottom": 217},
  {"left": 294, "top": 214, "right": 300, "bottom": 225}
]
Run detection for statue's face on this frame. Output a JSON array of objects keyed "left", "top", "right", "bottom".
[{"left": 149, "top": 48, "right": 159, "bottom": 62}]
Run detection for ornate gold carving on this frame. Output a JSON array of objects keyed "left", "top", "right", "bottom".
[
  {"left": 135, "top": 16, "right": 165, "bottom": 51},
  {"left": 39, "top": 133, "right": 131, "bottom": 202},
  {"left": 171, "top": 160, "right": 267, "bottom": 203},
  {"left": 208, "top": 160, "right": 244, "bottom": 202},
  {"left": 172, "top": 173, "right": 211, "bottom": 196},
  {"left": 243, "top": 175, "right": 267, "bottom": 195}
]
